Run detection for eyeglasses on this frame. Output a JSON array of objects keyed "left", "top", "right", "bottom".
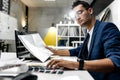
[{"left": 75, "top": 10, "right": 84, "bottom": 19}]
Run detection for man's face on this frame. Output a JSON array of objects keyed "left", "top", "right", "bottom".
[{"left": 73, "top": 4, "right": 93, "bottom": 26}]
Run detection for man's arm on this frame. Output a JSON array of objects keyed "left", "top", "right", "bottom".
[
  {"left": 47, "top": 58, "right": 115, "bottom": 73},
  {"left": 46, "top": 46, "right": 70, "bottom": 56},
  {"left": 54, "top": 49, "right": 70, "bottom": 56},
  {"left": 83, "top": 58, "right": 115, "bottom": 72}
]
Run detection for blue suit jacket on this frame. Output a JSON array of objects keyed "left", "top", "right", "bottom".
[{"left": 69, "top": 20, "right": 120, "bottom": 80}]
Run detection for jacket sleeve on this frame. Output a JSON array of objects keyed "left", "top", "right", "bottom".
[
  {"left": 102, "top": 22, "right": 120, "bottom": 70},
  {"left": 69, "top": 45, "right": 82, "bottom": 57}
]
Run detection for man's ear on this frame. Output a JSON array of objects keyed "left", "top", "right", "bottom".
[{"left": 88, "top": 8, "right": 93, "bottom": 15}]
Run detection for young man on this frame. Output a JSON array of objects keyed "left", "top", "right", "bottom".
[{"left": 46, "top": 1, "right": 120, "bottom": 80}]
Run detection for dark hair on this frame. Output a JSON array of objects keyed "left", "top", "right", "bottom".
[{"left": 72, "top": 0, "right": 91, "bottom": 9}]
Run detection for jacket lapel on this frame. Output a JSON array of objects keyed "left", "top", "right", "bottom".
[{"left": 87, "top": 20, "right": 101, "bottom": 59}]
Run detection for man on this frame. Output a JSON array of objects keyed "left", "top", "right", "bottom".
[{"left": 46, "top": 1, "right": 120, "bottom": 80}]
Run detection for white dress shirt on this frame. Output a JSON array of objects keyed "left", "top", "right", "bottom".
[{"left": 88, "top": 26, "right": 94, "bottom": 51}]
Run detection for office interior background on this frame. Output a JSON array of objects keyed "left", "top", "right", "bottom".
[{"left": 0, "top": 0, "right": 120, "bottom": 52}]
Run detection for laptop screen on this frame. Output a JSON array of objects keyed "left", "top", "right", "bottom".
[{"left": 15, "top": 30, "right": 38, "bottom": 60}]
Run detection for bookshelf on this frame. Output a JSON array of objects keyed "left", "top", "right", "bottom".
[{"left": 56, "top": 23, "right": 86, "bottom": 47}]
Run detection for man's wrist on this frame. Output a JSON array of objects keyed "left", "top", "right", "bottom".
[{"left": 77, "top": 58, "right": 84, "bottom": 70}]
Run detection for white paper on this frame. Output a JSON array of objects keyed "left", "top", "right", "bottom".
[
  {"left": 0, "top": 52, "right": 18, "bottom": 61},
  {"left": 0, "top": 54, "right": 28, "bottom": 76},
  {"left": 18, "top": 33, "right": 53, "bottom": 62}
]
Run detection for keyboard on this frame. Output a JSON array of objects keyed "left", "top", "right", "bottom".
[{"left": 28, "top": 65, "right": 64, "bottom": 74}]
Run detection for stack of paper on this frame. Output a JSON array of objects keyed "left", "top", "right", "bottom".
[
  {"left": 18, "top": 33, "right": 53, "bottom": 62},
  {"left": 0, "top": 52, "right": 28, "bottom": 76}
]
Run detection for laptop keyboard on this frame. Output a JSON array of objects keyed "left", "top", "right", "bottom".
[{"left": 28, "top": 65, "right": 64, "bottom": 74}]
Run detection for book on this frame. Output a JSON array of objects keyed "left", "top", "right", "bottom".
[{"left": 18, "top": 33, "right": 53, "bottom": 62}]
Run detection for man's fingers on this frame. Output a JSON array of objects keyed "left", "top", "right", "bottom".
[
  {"left": 45, "top": 46, "right": 51, "bottom": 50},
  {"left": 47, "top": 59, "right": 54, "bottom": 68},
  {"left": 47, "top": 59, "right": 61, "bottom": 69}
]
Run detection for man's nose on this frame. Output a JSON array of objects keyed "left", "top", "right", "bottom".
[{"left": 76, "top": 15, "right": 81, "bottom": 20}]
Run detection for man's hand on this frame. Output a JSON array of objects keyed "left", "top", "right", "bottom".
[
  {"left": 47, "top": 59, "right": 79, "bottom": 70},
  {"left": 45, "top": 46, "right": 70, "bottom": 56},
  {"left": 45, "top": 46, "right": 57, "bottom": 55}
]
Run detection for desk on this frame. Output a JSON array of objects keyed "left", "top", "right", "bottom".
[
  {"left": 0, "top": 60, "right": 94, "bottom": 80},
  {"left": 26, "top": 59, "right": 94, "bottom": 80},
  {"left": 0, "top": 53, "right": 94, "bottom": 80},
  {"left": 0, "top": 70, "right": 94, "bottom": 80},
  {"left": 33, "top": 70, "right": 94, "bottom": 80},
  {"left": 0, "top": 62, "right": 94, "bottom": 80}
]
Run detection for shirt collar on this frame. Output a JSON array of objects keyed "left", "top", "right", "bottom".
[{"left": 87, "top": 26, "right": 94, "bottom": 36}]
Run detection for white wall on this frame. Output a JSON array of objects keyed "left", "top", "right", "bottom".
[
  {"left": 8, "top": 0, "right": 25, "bottom": 52},
  {"left": 9, "top": 0, "right": 71, "bottom": 51},
  {"left": 28, "top": 7, "right": 71, "bottom": 38},
  {"left": 97, "top": 0, "right": 120, "bottom": 30},
  {"left": 10, "top": 0, "right": 26, "bottom": 31}
]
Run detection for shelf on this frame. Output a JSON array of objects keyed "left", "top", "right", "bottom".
[
  {"left": 69, "top": 36, "right": 85, "bottom": 37},
  {"left": 59, "top": 35, "right": 69, "bottom": 37},
  {"left": 58, "top": 36, "right": 85, "bottom": 38},
  {"left": 56, "top": 23, "right": 86, "bottom": 47}
]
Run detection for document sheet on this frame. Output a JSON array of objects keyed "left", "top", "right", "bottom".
[
  {"left": 0, "top": 52, "right": 28, "bottom": 76},
  {"left": 18, "top": 33, "right": 53, "bottom": 62}
]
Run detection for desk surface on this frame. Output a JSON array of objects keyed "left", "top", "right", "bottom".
[
  {"left": 33, "top": 70, "right": 94, "bottom": 80},
  {"left": 0, "top": 70, "right": 94, "bottom": 80},
  {"left": 0, "top": 53, "right": 94, "bottom": 80}
]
